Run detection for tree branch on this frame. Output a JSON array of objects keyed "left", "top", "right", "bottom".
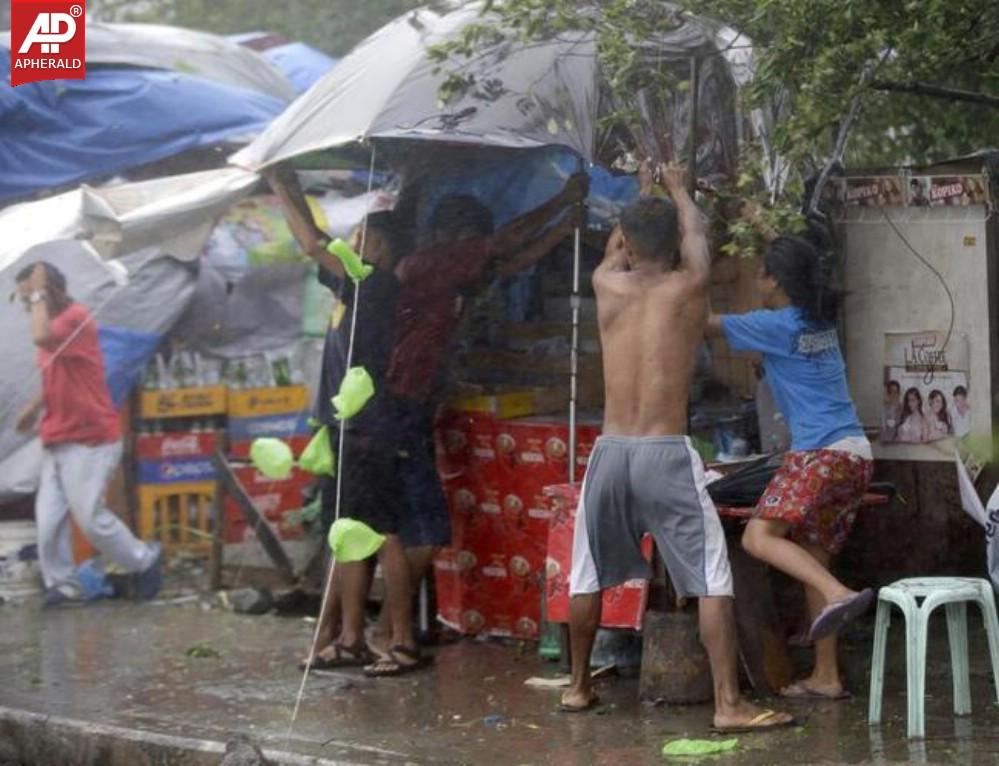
[
  {"left": 808, "top": 49, "right": 892, "bottom": 219},
  {"left": 870, "top": 80, "right": 999, "bottom": 108}
]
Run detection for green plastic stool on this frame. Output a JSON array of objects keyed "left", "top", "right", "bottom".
[{"left": 868, "top": 577, "right": 999, "bottom": 739}]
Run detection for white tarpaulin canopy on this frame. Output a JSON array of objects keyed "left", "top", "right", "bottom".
[
  {"left": 1, "top": 22, "right": 296, "bottom": 102},
  {"left": 0, "top": 167, "right": 260, "bottom": 276}
]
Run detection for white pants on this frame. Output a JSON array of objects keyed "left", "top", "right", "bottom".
[{"left": 36, "top": 440, "right": 154, "bottom": 593}]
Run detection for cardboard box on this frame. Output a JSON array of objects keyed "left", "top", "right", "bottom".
[
  {"left": 227, "top": 385, "right": 309, "bottom": 418},
  {"left": 140, "top": 386, "right": 227, "bottom": 420},
  {"left": 544, "top": 483, "right": 651, "bottom": 630}
]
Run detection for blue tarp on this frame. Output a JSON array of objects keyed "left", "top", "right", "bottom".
[
  {"left": 410, "top": 146, "right": 639, "bottom": 240},
  {"left": 0, "top": 48, "right": 285, "bottom": 202},
  {"left": 229, "top": 35, "right": 337, "bottom": 94},
  {"left": 98, "top": 325, "right": 163, "bottom": 408}
]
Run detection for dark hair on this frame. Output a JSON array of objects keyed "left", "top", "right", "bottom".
[
  {"left": 887, "top": 380, "right": 901, "bottom": 393},
  {"left": 901, "top": 387, "right": 924, "bottom": 420},
  {"left": 619, "top": 197, "right": 679, "bottom": 267},
  {"left": 15, "top": 261, "right": 68, "bottom": 294},
  {"left": 431, "top": 195, "right": 494, "bottom": 237},
  {"left": 928, "top": 389, "right": 951, "bottom": 430},
  {"left": 363, "top": 210, "right": 404, "bottom": 262},
  {"left": 954, "top": 385, "right": 968, "bottom": 397},
  {"left": 763, "top": 235, "right": 844, "bottom": 326}
]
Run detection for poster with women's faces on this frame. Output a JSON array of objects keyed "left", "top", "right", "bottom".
[{"left": 881, "top": 332, "right": 971, "bottom": 446}]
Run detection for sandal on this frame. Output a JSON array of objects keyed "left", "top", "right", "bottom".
[
  {"left": 363, "top": 645, "right": 430, "bottom": 677},
  {"left": 301, "top": 641, "right": 373, "bottom": 671},
  {"left": 808, "top": 589, "right": 874, "bottom": 642},
  {"left": 710, "top": 709, "right": 797, "bottom": 734}
]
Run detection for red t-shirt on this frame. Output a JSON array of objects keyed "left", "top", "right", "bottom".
[
  {"left": 386, "top": 237, "right": 494, "bottom": 401},
  {"left": 37, "top": 303, "right": 121, "bottom": 446}
]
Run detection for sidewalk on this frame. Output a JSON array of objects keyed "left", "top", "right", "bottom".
[{"left": 2, "top": 592, "right": 999, "bottom": 765}]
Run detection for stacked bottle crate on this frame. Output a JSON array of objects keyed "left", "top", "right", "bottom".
[
  {"left": 134, "top": 352, "right": 227, "bottom": 554},
  {"left": 224, "top": 353, "right": 314, "bottom": 543}
]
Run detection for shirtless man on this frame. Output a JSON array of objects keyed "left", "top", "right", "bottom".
[{"left": 561, "top": 164, "right": 793, "bottom": 733}]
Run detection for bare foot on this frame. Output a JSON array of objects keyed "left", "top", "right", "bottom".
[
  {"left": 299, "top": 641, "right": 335, "bottom": 669},
  {"left": 559, "top": 687, "right": 599, "bottom": 712},
  {"left": 780, "top": 678, "right": 849, "bottom": 700},
  {"left": 713, "top": 700, "right": 795, "bottom": 732}
]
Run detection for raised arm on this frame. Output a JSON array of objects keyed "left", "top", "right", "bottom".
[
  {"left": 661, "top": 164, "right": 710, "bottom": 282},
  {"left": 263, "top": 165, "right": 345, "bottom": 279},
  {"left": 491, "top": 173, "right": 589, "bottom": 256},
  {"left": 494, "top": 207, "right": 580, "bottom": 278},
  {"left": 593, "top": 225, "right": 629, "bottom": 282}
]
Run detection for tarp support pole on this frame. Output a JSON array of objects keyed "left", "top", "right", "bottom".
[
  {"left": 568, "top": 223, "right": 581, "bottom": 485},
  {"left": 687, "top": 56, "right": 700, "bottom": 191}
]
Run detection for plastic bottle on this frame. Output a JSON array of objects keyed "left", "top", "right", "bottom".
[{"left": 155, "top": 353, "right": 171, "bottom": 390}]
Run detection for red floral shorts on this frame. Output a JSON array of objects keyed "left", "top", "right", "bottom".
[{"left": 755, "top": 449, "right": 874, "bottom": 555}]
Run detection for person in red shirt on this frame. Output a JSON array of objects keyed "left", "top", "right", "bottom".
[
  {"left": 376, "top": 174, "right": 588, "bottom": 648},
  {"left": 15, "top": 262, "right": 163, "bottom": 607}
]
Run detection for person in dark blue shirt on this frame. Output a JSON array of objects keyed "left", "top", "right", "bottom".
[{"left": 267, "top": 167, "right": 424, "bottom": 676}]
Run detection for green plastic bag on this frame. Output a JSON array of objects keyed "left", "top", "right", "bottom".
[
  {"left": 327, "top": 238, "right": 374, "bottom": 282},
  {"left": 661, "top": 738, "right": 739, "bottom": 758},
  {"left": 328, "top": 518, "right": 385, "bottom": 562},
  {"left": 299, "top": 426, "right": 336, "bottom": 477},
  {"left": 249, "top": 437, "right": 294, "bottom": 480},
  {"left": 332, "top": 366, "right": 375, "bottom": 421}
]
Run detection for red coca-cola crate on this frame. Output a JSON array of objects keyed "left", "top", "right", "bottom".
[
  {"left": 229, "top": 434, "right": 311, "bottom": 461},
  {"left": 222, "top": 489, "right": 305, "bottom": 542},
  {"left": 135, "top": 431, "right": 220, "bottom": 461},
  {"left": 231, "top": 464, "right": 314, "bottom": 492},
  {"left": 544, "top": 483, "right": 651, "bottom": 630}
]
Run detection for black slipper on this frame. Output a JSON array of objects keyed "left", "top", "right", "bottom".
[{"left": 302, "top": 641, "right": 373, "bottom": 671}]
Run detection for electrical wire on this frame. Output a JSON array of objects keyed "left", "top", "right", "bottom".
[{"left": 877, "top": 205, "right": 957, "bottom": 353}]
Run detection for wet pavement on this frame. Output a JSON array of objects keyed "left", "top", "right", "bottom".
[{"left": 2, "top": 593, "right": 999, "bottom": 765}]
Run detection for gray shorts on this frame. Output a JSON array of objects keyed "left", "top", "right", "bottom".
[{"left": 569, "top": 436, "right": 733, "bottom": 599}]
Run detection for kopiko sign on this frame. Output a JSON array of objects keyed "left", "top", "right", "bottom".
[{"left": 10, "top": 0, "right": 86, "bottom": 87}]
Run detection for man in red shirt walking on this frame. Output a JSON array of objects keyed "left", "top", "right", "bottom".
[{"left": 15, "top": 262, "right": 163, "bottom": 607}]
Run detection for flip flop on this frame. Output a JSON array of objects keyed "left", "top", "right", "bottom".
[
  {"left": 779, "top": 681, "right": 852, "bottom": 700},
  {"left": 710, "top": 709, "right": 797, "bottom": 734},
  {"left": 558, "top": 694, "right": 600, "bottom": 714},
  {"left": 363, "top": 645, "right": 431, "bottom": 677},
  {"left": 301, "top": 641, "right": 373, "bottom": 671},
  {"left": 808, "top": 588, "right": 875, "bottom": 642}
]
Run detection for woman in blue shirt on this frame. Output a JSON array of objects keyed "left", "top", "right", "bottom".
[{"left": 709, "top": 234, "right": 873, "bottom": 701}]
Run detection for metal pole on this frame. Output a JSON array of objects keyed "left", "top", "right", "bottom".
[
  {"left": 687, "top": 56, "right": 700, "bottom": 191},
  {"left": 569, "top": 224, "right": 581, "bottom": 485}
]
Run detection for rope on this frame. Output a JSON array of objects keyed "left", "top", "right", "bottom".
[{"left": 285, "top": 144, "right": 379, "bottom": 746}]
